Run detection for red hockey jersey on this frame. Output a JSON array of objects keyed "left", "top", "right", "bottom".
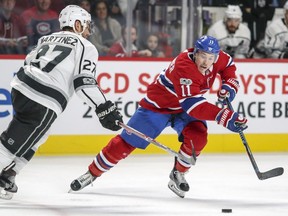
[{"left": 139, "top": 48, "right": 237, "bottom": 121}]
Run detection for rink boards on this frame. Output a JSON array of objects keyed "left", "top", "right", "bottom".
[
  {"left": 37, "top": 133, "right": 288, "bottom": 155},
  {"left": 0, "top": 57, "right": 288, "bottom": 155}
]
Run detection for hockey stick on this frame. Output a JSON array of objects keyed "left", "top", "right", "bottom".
[
  {"left": 118, "top": 122, "right": 196, "bottom": 165},
  {"left": 226, "top": 99, "right": 284, "bottom": 180}
]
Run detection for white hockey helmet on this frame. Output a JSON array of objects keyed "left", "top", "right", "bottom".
[
  {"left": 224, "top": 5, "right": 242, "bottom": 20},
  {"left": 284, "top": 1, "right": 288, "bottom": 11},
  {"left": 59, "top": 5, "right": 91, "bottom": 33}
]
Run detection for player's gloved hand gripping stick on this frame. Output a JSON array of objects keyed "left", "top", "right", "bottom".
[
  {"left": 117, "top": 121, "right": 196, "bottom": 165},
  {"left": 96, "top": 100, "right": 123, "bottom": 131},
  {"left": 217, "top": 78, "right": 239, "bottom": 105},
  {"left": 226, "top": 99, "right": 284, "bottom": 180}
]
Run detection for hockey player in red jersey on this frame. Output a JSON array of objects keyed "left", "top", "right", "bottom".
[{"left": 70, "top": 35, "right": 248, "bottom": 198}]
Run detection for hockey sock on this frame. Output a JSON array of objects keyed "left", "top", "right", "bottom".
[
  {"left": 89, "top": 135, "right": 135, "bottom": 177},
  {"left": 175, "top": 121, "right": 207, "bottom": 172},
  {"left": 175, "top": 149, "right": 193, "bottom": 173},
  {"left": 0, "top": 143, "right": 15, "bottom": 171},
  {"left": 12, "top": 157, "right": 29, "bottom": 174}
]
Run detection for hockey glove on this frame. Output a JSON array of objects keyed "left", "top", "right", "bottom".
[
  {"left": 96, "top": 100, "right": 123, "bottom": 131},
  {"left": 217, "top": 78, "right": 239, "bottom": 105},
  {"left": 216, "top": 108, "right": 248, "bottom": 133}
]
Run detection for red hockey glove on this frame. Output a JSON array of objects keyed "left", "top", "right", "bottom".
[
  {"left": 217, "top": 78, "right": 239, "bottom": 105},
  {"left": 96, "top": 101, "right": 123, "bottom": 131},
  {"left": 216, "top": 108, "right": 248, "bottom": 133}
]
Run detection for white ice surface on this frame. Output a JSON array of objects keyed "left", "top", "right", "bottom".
[{"left": 0, "top": 153, "right": 287, "bottom": 216}]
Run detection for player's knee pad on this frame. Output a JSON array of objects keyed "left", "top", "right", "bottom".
[{"left": 181, "top": 121, "right": 208, "bottom": 156}]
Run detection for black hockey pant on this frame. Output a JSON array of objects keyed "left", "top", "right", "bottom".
[{"left": 0, "top": 89, "right": 57, "bottom": 161}]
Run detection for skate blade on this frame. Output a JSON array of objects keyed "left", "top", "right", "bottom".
[
  {"left": 0, "top": 188, "right": 13, "bottom": 200},
  {"left": 168, "top": 180, "right": 185, "bottom": 198}
]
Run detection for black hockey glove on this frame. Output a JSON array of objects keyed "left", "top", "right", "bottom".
[{"left": 96, "top": 100, "right": 123, "bottom": 131}]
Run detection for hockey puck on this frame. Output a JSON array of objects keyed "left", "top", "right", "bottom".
[{"left": 222, "top": 209, "right": 232, "bottom": 213}]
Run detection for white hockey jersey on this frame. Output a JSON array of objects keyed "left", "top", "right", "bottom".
[
  {"left": 207, "top": 20, "right": 251, "bottom": 58},
  {"left": 11, "top": 31, "right": 106, "bottom": 115},
  {"left": 264, "top": 18, "right": 288, "bottom": 59}
]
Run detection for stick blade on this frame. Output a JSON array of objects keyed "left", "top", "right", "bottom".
[{"left": 258, "top": 167, "right": 284, "bottom": 180}]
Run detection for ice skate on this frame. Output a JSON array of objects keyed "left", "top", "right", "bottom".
[
  {"left": 0, "top": 166, "right": 18, "bottom": 200},
  {"left": 69, "top": 171, "right": 96, "bottom": 192},
  {"left": 168, "top": 168, "right": 189, "bottom": 198}
]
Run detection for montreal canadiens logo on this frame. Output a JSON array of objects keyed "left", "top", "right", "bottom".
[{"left": 37, "top": 22, "right": 51, "bottom": 35}]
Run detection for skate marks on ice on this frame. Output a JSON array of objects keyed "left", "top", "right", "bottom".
[
  {"left": 1, "top": 187, "right": 287, "bottom": 216},
  {"left": 0, "top": 154, "right": 287, "bottom": 216}
]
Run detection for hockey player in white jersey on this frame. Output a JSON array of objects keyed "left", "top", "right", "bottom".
[
  {"left": 207, "top": 5, "right": 251, "bottom": 59},
  {"left": 264, "top": 1, "right": 288, "bottom": 59},
  {"left": 0, "top": 5, "right": 123, "bottom": 199}
]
